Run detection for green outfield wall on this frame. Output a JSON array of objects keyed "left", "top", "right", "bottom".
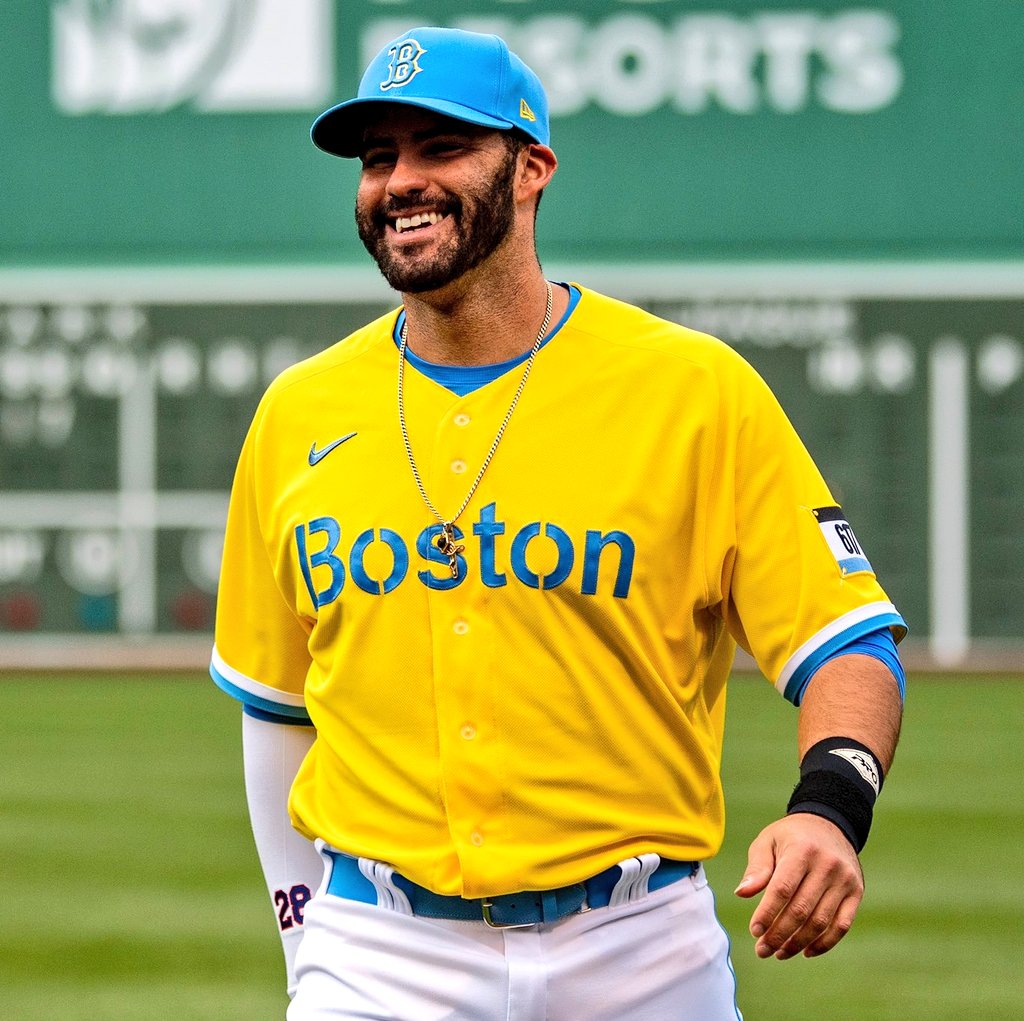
[
  {"left": 1, "top": 276, "right": 1021, "bottom": 666},
  {"left": 3, "top": 1, "right": 1022, "bottom": 264},
  {"left": 1, "top": 2, "right": 1021, "bottom": 665}
]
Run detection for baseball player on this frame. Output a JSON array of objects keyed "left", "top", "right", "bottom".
[{"left": 211, "top": 26, "right": 907, "bottom": 1020}]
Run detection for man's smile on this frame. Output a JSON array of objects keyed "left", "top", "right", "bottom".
[{"left": 392, "top": 211, "right": 449, "bottom": 234}]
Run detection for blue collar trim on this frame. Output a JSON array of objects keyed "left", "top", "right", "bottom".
[{"left": 392, "top": 283, "right": 580, "bottom": 396}]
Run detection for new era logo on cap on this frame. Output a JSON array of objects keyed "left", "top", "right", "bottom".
[{"left": 311, "top": 26, "right": 550, "bottom": 158}]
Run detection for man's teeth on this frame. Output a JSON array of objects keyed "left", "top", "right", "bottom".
[{"left": 395, "top": 212, "right": 445, "bottom": 233}]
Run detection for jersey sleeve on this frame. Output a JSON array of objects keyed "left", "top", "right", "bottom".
[
  {"left": 710, "top": 351, "right": 907, "bottom": 705},
  {"left": 210, "top": 397, "right": 312, "bottom": 722}
]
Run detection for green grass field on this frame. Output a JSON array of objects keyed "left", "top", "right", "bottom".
[{"left": 2, "top": 672, "right": 1021, "bottom": 1020}]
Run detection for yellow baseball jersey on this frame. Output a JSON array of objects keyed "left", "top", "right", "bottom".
[{"left": 211, "top": 286, "right": 905, "bottom": 898}]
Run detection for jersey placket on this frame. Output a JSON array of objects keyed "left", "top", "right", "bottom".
[{"left": 424, "top": 396, "right": 507, "bottom": 894}]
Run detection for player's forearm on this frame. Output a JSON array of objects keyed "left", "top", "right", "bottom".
[
  {"left": 242, "top": 711, "right": 322, "bottom": 998},
  {"left": 796, "top": 652, "right": 903, "bottom": 770},
  {"left": 737, "top": 651, "right": 904, "bottom": 959}
]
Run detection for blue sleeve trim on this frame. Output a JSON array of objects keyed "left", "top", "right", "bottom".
[
  {"left": 242, "top": 703, "right": 316, "bottom": 727},
  {"left": 209, "top": 663, "right": 312, "bottom": 723},
  {"left": 836, "top": 627, "right": 906, "bottom": 701},
  {"left": 785, "top": 616, "right": 906, "bottom": 706}
]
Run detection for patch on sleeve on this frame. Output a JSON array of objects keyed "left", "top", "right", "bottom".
[{"left": 811, "top": 506, "right": 874, "bottom": 576}]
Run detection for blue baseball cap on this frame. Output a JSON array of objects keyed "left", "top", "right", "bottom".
[{"left": 311, "top": 26, "right": 550, "bottom": 159}]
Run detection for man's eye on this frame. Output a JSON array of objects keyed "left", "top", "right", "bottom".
[
  {"left": 427, "top": 141, "right": 464, "bottom": 157},
  {"left": 361, "top": 151, "right": 395, "bottom": 168}
]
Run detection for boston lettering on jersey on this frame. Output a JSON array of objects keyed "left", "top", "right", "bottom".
[{"left": 294, "top": 501, "right": 636, "bottom": 607}]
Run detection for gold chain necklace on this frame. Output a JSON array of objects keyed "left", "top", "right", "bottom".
[{"left": 398, "top": 280, "right": 554, "bottom": 579}]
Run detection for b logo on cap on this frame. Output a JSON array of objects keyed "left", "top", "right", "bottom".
[{"left": 380, "top": 39, "right": 426, "bottom": 91}]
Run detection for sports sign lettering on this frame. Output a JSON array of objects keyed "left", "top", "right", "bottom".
[
  {"left": 0, "top": 1, "right": 1008, "bottom": 263},
  {"left": 363, "top": 8, "right": 903, "bottom": 117}
]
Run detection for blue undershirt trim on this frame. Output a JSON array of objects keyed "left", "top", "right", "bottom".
[
  {"left": 393, "top": 282, "right": 581, "bottom": 396},
  {"left": 209, "top": 662, "right": 312, "bottom": 723},
  {"left": 786, "top": 622, "right": 906, "bottom": 706},
  {"left": 242, "top": 703, "right": 316, "bottom": 727}
]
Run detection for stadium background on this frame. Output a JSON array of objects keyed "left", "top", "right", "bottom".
[{"left": 1, "top": 2, "right": 1022, "bottom": 1019}]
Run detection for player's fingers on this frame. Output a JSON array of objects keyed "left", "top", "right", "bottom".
[
  {"left": 747, "top": 853, "right": 814, "bottom": 947},
  {"left": 743, "top": 823, "right": 821, "bottom": 939},
  {"left": 752, "top": 871, "right": 820, "bottom": 958},
  {"left": 753, "top": 844, "right": 861, "bottom": 958},
  {"left": 771, "top": 884, "right": 849, "bottom": 960},
  {"left": 800, "top": 893, "right": 861, "bottom": 958}
]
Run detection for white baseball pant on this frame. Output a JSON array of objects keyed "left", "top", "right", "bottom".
[{"left": 287, "top": 851, "right": 743, "bottom": 1020}]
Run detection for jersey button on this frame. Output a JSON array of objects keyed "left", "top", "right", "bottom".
[
  {"left": 453, "top": 619, "right": 469, "bottom": 635},
  {"left": 460, "top": 723, "right": 477, "bottom": 741},
  {"left": 451, "top": 459, "right": 467, "bottom": 474},
  {"left": 454, "top": 413, "right": 471, "bottom": 427},
  {"left": 470, "top": 831, "right": 485, "bottom": 847}
]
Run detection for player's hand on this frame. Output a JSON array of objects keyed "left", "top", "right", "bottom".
[{"left": 734, "top": 813, "right": 864, "bottom": 960}]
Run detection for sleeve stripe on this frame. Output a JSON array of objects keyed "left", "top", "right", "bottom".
[
  {"left": 210, "top": 645, "right": 310, "bottom": 720},
  {"left": 782, "top": 621, "right": 907, "bottom": 706},
  {"left": 775, "top": 602, "right": 907, "bottom": 704},
  {"left": 243, "top": 703, "right": 316, "bottom": 727},
  {"left": 838, "top": 556, "right": 873, "bottom": 575}
]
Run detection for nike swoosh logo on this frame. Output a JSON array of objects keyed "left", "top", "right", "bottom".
[{"left": 308, "top": 432, "right": 357, "bottom": 466}]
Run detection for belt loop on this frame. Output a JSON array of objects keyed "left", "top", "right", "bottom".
[
  {"left": 632, "top": 853, "right": 661, "bottom": 900},
  {"left": 541, "top": 889, "right": 560, "bottom": 922},
  {"left": 608, "top": 857, "right": 641, "bottom": 908},
  {"left": 357, "top": 858, "right": 414, "bottom": 915},
  {"left": 609, "top": 854, "right": 661, "bottom": 907}
]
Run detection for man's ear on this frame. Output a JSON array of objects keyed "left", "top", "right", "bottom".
[{"left": 518, "top": 143, "right": 557, "bottom": 204}]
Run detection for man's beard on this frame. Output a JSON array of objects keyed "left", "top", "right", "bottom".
[{"left": 355, "top": 146, "right": 519, "bottom": 294}]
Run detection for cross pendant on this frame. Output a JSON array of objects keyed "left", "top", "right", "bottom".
[{"left": 436, "top": 522, "right": 465, "bottom": 579}]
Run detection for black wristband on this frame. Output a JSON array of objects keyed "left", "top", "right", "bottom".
[{"left": 786, "top": 737, "right": 884, "bottom": 853}]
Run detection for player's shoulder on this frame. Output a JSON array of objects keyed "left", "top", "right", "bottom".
[
  {"left": 273, "top": 308, "right": 398, "bottom": 389},
  {"left": 253, "top": 308, "right": 399, "bottom": 414},
  {"left": 569, "top": 285, "right": 757, "bottom": 378}
]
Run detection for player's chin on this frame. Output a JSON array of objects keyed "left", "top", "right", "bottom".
[
  {"left": 385, "top": 233, "right": 439, "bottom": 259},
  {"left": 376, "top": 241, "right": 463, "bottom": 293},
  {"left": 377, "top": 255, "right": 460, "bottom": 294}
]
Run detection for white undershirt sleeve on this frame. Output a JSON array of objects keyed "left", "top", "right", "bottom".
[{"left": 242, "top": 711, "right": 323, "bottom": 998}]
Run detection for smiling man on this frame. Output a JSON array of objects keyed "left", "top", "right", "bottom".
[
  {"left": 354, "top": 111, "right": 530, "bottom": 297},
  {"left": 210, "top": 26, "right": 907, "bottom": 1020}
]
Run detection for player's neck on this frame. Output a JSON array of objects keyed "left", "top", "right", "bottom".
[{"left": 400, "top": 264, "right": 567, "bottom": 368}]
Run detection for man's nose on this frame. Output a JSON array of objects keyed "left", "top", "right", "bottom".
[{"left": 386, "top": 154, "right": 430, "bottom": 198}]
